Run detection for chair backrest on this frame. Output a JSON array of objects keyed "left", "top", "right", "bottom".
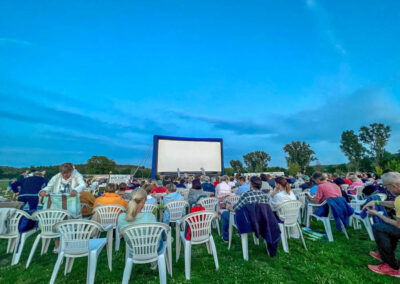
[
  {"left": 375, "top": 193, "right": 387, "bottom": 201},
  {"left": 292, "top": 188, "right": 302, "bottom": 196},
  {"left": 198, "top": 197, "right": 219, "bottom": 211},
  {"left": 5, "top": 210, "right": 31, "bottom": 236},
  {"left": 276, "top": 201, "right": 302, "bottom": 226},
  {"left": 165, "top": 200, "right": 188, "bottom": 222},
  {"left": 181, "top": 211, "right": 217, "bottom": 243},
  {"left": 154, "top": 193, "right": 167, "bottom": 203},
  {"left": 121, "top": 223, "right": 169, "bottom": 262},
  {"left": 142, "top": 203, "right": 158, "bottom": 214},
  {"left": 225, "top": 195, "right": 240, "bottom": 207},
  {"left": 297, "top": 192, "right": 307, "bottom": 208},
  {"left": 55, "top": 220, "right": 102, "bottom": 256},
  {"left": 92, "top": 205, "right": 125, "bottom": 227},
  {"left": 32, "top": 209, "right": 71, "bottom": 235},
  {"left": 340, "top": 184, "right": 349, "bottom": 192},
  {"left": 355, "top": 186, "right": 364, "bottom": 196}
]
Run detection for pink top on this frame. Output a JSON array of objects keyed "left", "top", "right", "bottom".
[
  {"left": 348, "top": 181, "right": 364, "bottom": 195},
  {"left": 315, "top": 181, "right": 342, "bottom": 204}
]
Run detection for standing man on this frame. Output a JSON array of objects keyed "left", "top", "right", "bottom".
[
  {"left": 12, "top": 170, "right": 47, "bottom": 210},
  {"left": 363, "top": 171, "right": 400, "bottom": 277}
]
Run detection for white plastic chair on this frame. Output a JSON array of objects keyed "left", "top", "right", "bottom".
[
  {"left": 26, "top": 209, "right": 71, "bottom": 268},
  {"left": 163, "top": 200, "right": 189, "bottom": 262},
  {"left": 340, "top": 184, "right": 349, "bottom": 192},
  {"left": 92, "top": 205, "right": 125, "bottom": 270},
  {"left": 297, "top": 192, "right": 308, "bottom": 224},
  {"left": 306, "top": 201, "right": 349, "bottom": 242},
  {"left": 224, "top": 195, "right": 240, "bottom": 207},
  {"left": 177, "top": 211, "right": 219, "bottom": 280},
  {"left": 49, "top": 219, "right": 107, "bottom": 284},
  {"left": 199, "top": 197, "right": 220, "bottom": 235},
  {"left": 348, "top": 186, "right": 364, "bottom": 201},
  {"left": 0, "top": 209, "right": 35, "bottom": 265},
  {"left": 349, "top": 200, "right": 374, "bottom": 241},
  {"left": 227, "top": 211, "right": 260, "bottom": 261},
  {"left": 292, "top": 188, "right": 302, "bottom": 196},
  {"left": 276, "top": 201, "right": 307, "bottom": 252},
  {"left": 121, "top": 223, "right": 172, "bottom": 284},
  {"left": 154, "top": 193, "right": 167, "bottom": 204},
  {"left": 177, "top": 189, "right": 190, "bottom": 201},
  {"left": 143, "top": 203, "right": 158, "bottom": 214}
]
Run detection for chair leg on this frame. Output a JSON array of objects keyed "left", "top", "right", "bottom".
[
  {"left": 26, "top": 234, "right": 41, "bottom": 268},
  {"left": 49, "top": 252, "right": 64, "bottom": 284},
  {"left": 228, "top": 213, "right": 233, "bottom": 250},
  {"left": 6, "top": 238, "right": 12, "bottom": 253},
  {"left": 164, "top": 246, "right": 171, "bottom": 277},
  {"left": 340, "top": 221, "right": 349, "bottom": 240},
  {"left": 297, "top": 223, "right": 307, "bottom": 250},
  {"left": 64, "top": 257, "right": 71, "bottom": 275},
  {"left": 362, "top": 218, "right": 375, "bottom": 241},
  {"left": 44, "top": 238, "right": 52, "bottom": 254},
  {"left": 323, "top": 219, "right": 334, "bottom": 242},
  {"left": 253, "top": 233, "right": 259, "bottom": 245},
  {"left": 122, "top": 258, "right": 134, "bottom": 284},
  {"left": 279, "top": 224, "right": 289, "bottom": 253},
  {"left": 184, "top": 242, "right": 192, "bottom": 280},
  {"left": 158, "top": 254, "right": 167, "bottom": 284},
  {"left": 241, "top": 233, "right": 248, "bottom": 261},
  {"left": 306, "top": 207, "right": 311, "bottom": 227},
  {"left": 215, "top": 219, "right": 221, "bottom": 236},
  {"left": 12, "top": 233, "right": 27, "bottom": 265},
  {"left": 209, "top": 236, "right": 219, "bottom": 270},
  {"left": 175, "top": 223, "right": 180, "bottom": 263},
  {"left": 206, "top": 242, "right": 211, "bottom": 254},
  {"left": 106, "top": 229, "right": 113, "bottom": 271},
  {"left": 115, "top": 228, "right": 120, "bottom": 251},
  {"left": 87, "top": 251, "right": 98, "bottom": 284},
  {"left": 68, "top": 258, "right": 75, "bottom": 273}
]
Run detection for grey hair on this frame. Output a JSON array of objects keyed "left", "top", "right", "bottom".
[{"left": 382, "top": 172, "right": 400, "bottom": 186}]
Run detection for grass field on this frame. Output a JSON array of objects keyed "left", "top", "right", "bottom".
[{"left": 0, "top": 183, "right": 399, "bottom": 283}]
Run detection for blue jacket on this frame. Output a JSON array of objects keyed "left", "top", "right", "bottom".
[
  {"left": 162, "top": 192, "right": 183, "bottom": 223},
  {"left": 314, "top": 197, "right": 354, "bottom": 231},
  {"left": 359, "top": 194, "right": 388, "bottom": 223},
  {"left": 202, "top": 183, "right": 215, "bottom": 193},
  {"left": 235, "top": 203, "right": 281, "bottom": 257}
]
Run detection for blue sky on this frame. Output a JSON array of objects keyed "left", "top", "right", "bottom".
[{"left": 1, "top": 0, "right": 400, "bottom": 168}]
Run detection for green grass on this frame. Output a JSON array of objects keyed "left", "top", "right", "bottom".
[
  {"left": 0, "top": 221, "right": 399, "bottom": 283},
  {"left": 0, "top": 182, "right": 398, "bottom": 283}
]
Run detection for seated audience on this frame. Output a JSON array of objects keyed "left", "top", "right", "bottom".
[
  {"left": 215, "top": 176, "right": 231, "bottom": 198},
  {"left": 348, "top": 174, "right": 364, "bottom": 195},
  {"left": 228, "top": 177, "right": 236, "bottom": 188},
  {"left": 221, "top": 176, "right": 268, "bottom": 242},
  {"left": 269, "top": 176, "right": 297, "bottom": 209},
  {"left": 363, "top": 171, "right": 400, "bottom": 277},
  {"left": 188, "top": 178, "right": 207, "bottom": 207},
  {"left": 152, "top": 180, "right": 167, "bottom": 194},
  {"left": 237, "top": 176, "right": 250, "bottom": 195},
  {"left": 93, "top": 183, "right": 128, "bottom": 208},
  {"left": 162, "top": 183, "right": 183, "bottom": 223},
  {"left": 143, "top": 184, "right": 157, "bottom": 204},
  {"left": 202, "top": 176, "right": 215, "bottom": 194},
  {"left": 260, "top": 174, "right": 273, "bottom": 192},
  {"left": 306, "top": 172, "right": 342, "bottom": 204},
  {"left": 117, "top": 182, "right": 132, "bottom": 202},
  {"left": 176, "top": 179, "right": 186, "bottom": 188}
]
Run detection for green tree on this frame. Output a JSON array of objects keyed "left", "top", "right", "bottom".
[
  {"left": 385, "top": 159, "right": 400, "bottom": 172},
  {"left": 86, "top": 156, "right": 116, "bottom": 174},
  {"left": 243, "top": 151, "right": 271, "bottom": 172},
  {"left": 283, "top": 141, "right": 316, "bottom": 173},
  {"left": 230, "top": 160, "right": 245, "bottom": 174},
  {"left": 359, "top": 123, "right": 391, "bottom": 167},
  {"left": 340, "top": 130, "right": 366, "bottom": 171},
  {"left": 288, "top": 161, "right": 301, "bottom": 176}
]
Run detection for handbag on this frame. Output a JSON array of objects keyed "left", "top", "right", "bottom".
[{"left": 43, "top": 193, "right": 81, "bottom": 218}]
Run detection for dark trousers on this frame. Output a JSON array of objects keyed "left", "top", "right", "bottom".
[
  {"left": 18, "top": 196, "right": 39, "bottom": 210},
  {"left": 372, "top": 222, "right": 400, "bottom": 270}
]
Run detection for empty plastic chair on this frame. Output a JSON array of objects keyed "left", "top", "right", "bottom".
[
  {"left": 199, "top": 197, "right": 220, "bottom": 235},
  {"left": 49, "top": 219, "right": 107, "bottom": 284},
  {"left": 26, "top": 209, "right": 71, "bottom": 268}
]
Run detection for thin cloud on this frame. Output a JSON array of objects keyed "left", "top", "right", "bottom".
[{"left": 0, "top": 38, "right": 34, "bottom": 47}]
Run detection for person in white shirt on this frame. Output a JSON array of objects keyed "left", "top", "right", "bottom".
[
  {"left": 216, "top": 176, "right": 231, "bottom": 198},
  {"left": 228, "top": 177, "right": 236, "bottom": 188},
  {"left": 39, "top": 163, "right": 86, "bottom": 197},
  {"left": 269, "top": 176, "right": 296, "bottom": 209},
  {"left": 260, "top": 174, "right": 273, "bottom": 193}
]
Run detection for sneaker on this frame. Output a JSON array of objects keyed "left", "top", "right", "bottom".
[
  {"left": 368, "top": 263, "right": 400, "bottom": 278},
  {"left": 222, "top": 237, "right": 228, "bottom": 243},
  {"left": 369, "top": 251, "right": 382, "bottom": 262}
]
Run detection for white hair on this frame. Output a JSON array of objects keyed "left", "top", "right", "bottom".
[{"left": 382, "top": 172, "right": 400, "bottom": 186}]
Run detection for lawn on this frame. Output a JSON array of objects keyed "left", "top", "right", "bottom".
[{"left": 0, "top": 184, "right": 399, "bottom": 283}]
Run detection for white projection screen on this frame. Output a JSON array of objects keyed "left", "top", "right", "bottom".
[{"left": 152, "top": 136, "right": 223, "bottom": 178}]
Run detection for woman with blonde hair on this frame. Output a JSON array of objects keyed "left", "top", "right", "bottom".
[
  {"left": 118, "top": 189, "right": 157, "bottom": 231},
  {"left": 269, "top": 176, "right": 297, "bottom": 209}
]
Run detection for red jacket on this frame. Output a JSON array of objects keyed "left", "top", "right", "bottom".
[{"left": 186, "top": 205, "right": 206, "bottom": 240}]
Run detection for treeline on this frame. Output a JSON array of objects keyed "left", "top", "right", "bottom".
[{"left": 0, "top": 156, "right": 151, "bottom": 180}]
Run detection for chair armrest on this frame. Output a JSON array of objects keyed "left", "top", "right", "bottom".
[
  {"left": 308, "top": 201, "right": 327, "bottom": 208},
  {"left": 103, "top": 224, "right": 113, "bottom": 232}
]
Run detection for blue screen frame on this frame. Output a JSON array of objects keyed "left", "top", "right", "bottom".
[{"left": 151, "top": 135, "right": 224, "bottom": 179}]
